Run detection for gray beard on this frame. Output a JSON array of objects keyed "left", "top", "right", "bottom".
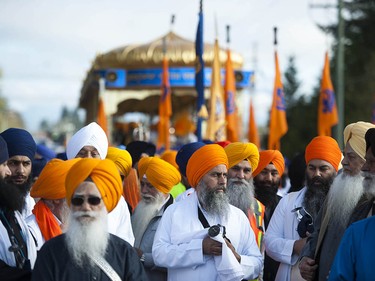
[
  {"left": 196, "top": 181, "right": 230, "bottom": 220},
  {"left": 326, "top": 173, "right": 364, "bottom": 227},
  {"left": 226, "top": 178, "right": 255, "bottom": 215},
  {"left": 362, "top": 171, "right": 375, "bottom": 199},
  {"left": 65, "top": 208, "right": 109, "bottom": 268}
]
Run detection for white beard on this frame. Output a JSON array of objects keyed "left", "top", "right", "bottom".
[
  {"left": 327, "top": 173, "right": 364, "bottom": 227},
  {"left": 65, "top": 208, "right": 109, "bottom": 268},
  {"left": 131, "top": 192, "right": 166, "bottom": 248},
  {"left": 226, "top": 178, "right": 255, "bottom": 216}
]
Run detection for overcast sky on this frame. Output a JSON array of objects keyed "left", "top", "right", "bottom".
[{"left": 0, "top": 0, "right": 338, "bottom": 133}]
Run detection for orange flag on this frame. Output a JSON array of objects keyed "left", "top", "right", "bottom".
[
  {"left": 248, "top": 97, "right": 260, "bottom": 148},
  {"left": 224, "top": 49, "right": 239, "bottom": 142},
  {"left": 268, "top": 51, "right": 288, "bottom": 150},
  {"left": 97, "top": 96, "right": 108, "bottom": 137},
  {"left": 157, "top": 56, "right": 172, "bottom": 150},
  {"left": 318, "top": 52, "right": 338, "bottom": 136},
  {"left": 206, "top": 38, "right": 226, "bottom": 141}
]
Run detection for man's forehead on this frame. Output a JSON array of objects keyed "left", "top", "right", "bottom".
[
  {"left": 208, "top": 164, "right": 227, "bottom": 173},
  {"left": 263, "top": 163, "right": 277, "bottom": 171},
  {"left": 231, "top": 160, "right": 251, "bottom": 169},
  {"left": 307, "top": 159, "right": 333, "bottom": 168},
  {"left": 8, "top": 155, "right": 32, "bottom": 162},
  {"left": 79, "top": 145, "right": 99, "bottom": 152},
  {"left": 74, "top": 181, "right": 101, "bottom": 195}
]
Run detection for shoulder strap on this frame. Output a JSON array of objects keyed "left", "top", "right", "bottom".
[
  {"left": 197, "top": 206, "right": 210, "bottom": 228},
  {"left": 90, "top": 255, "right": 122, "bottom": 281}
]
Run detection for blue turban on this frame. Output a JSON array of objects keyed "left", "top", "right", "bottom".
[
  {"left": 36, "top": 144, "right": 56, "bottom": 161},
  {"left": 176, "top": 142, "right": 205, "bottom": 177},
  {"left": 0, "top": 135, "right": 9, "bottom": 164},
  {"left": 0, "top": 128, "right": 36, "bottom": 161},
  {"left": 126, "top": 141, "right": 156, "bottom": 167}
]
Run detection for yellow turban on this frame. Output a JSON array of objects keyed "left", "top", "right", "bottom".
[
  {"left": 138, "top": 157, "right": 181, "bottom": 194},
  {"left": 224, "top": 142, "right": 259, "bottom": 172},
  {"left": 106, "top": 147, "right": 132, "bottom": 177},
  {"left": 252, "top": 150, "right": 285, "bottom": 177},
  {"left": 160, "top": 150, "right": 179, "bottom": 169},
  {"left": 65, "top": 158, "right": 122, "bottom": 212},
  {"left": 344, "top": 121, "right": 375, "bottom": 160},
  {"left": 305, "top": 136, "right": 342, "bottom": 172},
  {"left": 186, "top": 144, "right": 228, "bottom": 188},
  {"left": 31, "top": 158, "right": 80, "bottom": 200}
]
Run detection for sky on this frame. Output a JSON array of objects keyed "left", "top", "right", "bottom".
[{"left": 0, "top": 0, "right": 338, "bottom": 133}]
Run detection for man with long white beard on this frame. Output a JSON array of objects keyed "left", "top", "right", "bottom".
[
  {"left": 153, "top": 144, "right": 262, "bottom": 281},
  {"left": 131, "top": 156, "right": 180, "bottom": 281},
  {"left": 31, "top": 158, "right": 147, "bottom": 281},
  {"left": 264, "top": 136, "right": 342, "bottom": 281},
  {"left": 299, "top": 121, "right": 375, "bottom": 281}
]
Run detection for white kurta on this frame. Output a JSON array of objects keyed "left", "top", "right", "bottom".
[
  {"left": 0, "top": 210, "right": 37, "bottom": 269},
  {"left": 264, "top": 187, "right": 307, "bottom": 281},
  {"left": 152, "top": 191, "right": 263, "bottom": 281},
  {"left": 22, "top": 193, "right": 35, "bottom": 219},
  {"left": 108, "top": 196, "right": 135, "bottom": 245}
]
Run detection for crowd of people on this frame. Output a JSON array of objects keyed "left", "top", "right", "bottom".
[{"left": 1, "top": 120, "right": 375, "bottom": 280}]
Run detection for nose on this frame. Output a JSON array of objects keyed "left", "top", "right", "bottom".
[{"left": 237, "top": 169, "right": 245, "bottom": 179}]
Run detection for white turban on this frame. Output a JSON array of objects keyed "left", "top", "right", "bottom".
[{"left": 66, "top": 122, "right": 108, "bottom": 160}]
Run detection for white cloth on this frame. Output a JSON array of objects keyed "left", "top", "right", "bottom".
[
  {"left": 152, "top": 191, "right": 262, "bottom": 281},
  {"left": 66, "top": 122, "right": 108, "bottom": 160},
  {"left": 264, "top": 187, "right": 307, "bottom": 281},
  {"left": 26, "top": 214, "right": 46, "bottom": 251},
  {"left": 175, "top": 188, "right": 195, "bottom": 202},
  {"left": 0, "top": 211, "right": 37, "bottom": 269},
  {"left": 108, "top": 196, "right": 135, "bottom": 245},
  {"left": 22, "top": 193, "right": 35, "bottom": 219}
]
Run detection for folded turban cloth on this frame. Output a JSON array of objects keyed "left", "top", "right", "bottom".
[
  {"left": 344, "top": 121, "right": 375, "bottom": 160},
  {"left": 66, "top": 122, "right": 108, "bottom": 160},
  {"left": 0, "top": 128, "right": 36, "bottom": 161},
  {"left": 224, "top": 142, "right": 259, "bottom": 172},
  {"left": 138, "top": 157, "right": 181, "bottom": 194},
  {"left": 65, "top": 158, "right": 122, "bottom": 212},
  {"left": 106, "top": 147, "right": 132, "bottom": 177},
  {"left": 31, "top": 158, "right": 81, "bottom": 199},
  {"left": 0, "top": 135, "right": 9, "bottom": 164},
  {"left": 36, "top": 144, "right": 56, "bottom": 161},
  {"left": 176, "top": 142, "right": 206, "bottom": 177},
  {"left": 252, "top": 150, "right": 285, "bottom": 177},
  {"left": 126, "top": 141, "right": 156, "bottom": 167},
  {"left": 186, "top": 144, "right": 228, "bottom": 188},
  {"left": 160, "top": 150, "right": 178, "bottom": 169},
  {"left": 305, "top": 136, "right": 342, "bottom": 172},
  {"left": 365, "top": 128, "right": 375, "bottom": 157}
]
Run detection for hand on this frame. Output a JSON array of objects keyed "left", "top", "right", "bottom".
[
  {"left": 293, "top": 237, "right": 307, "bottom": 256},
  {"left": 202, "top": 237, "right": 222, "bottom": 256},
  {"left": 299, "top": 257, "right": 318, "bottom": 281},
  {"left": 224, "top": 238, "right": 241, "bottom": 263}
]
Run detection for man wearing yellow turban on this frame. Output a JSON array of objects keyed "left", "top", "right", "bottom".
[
  {"left": 264, "top": 136, "right": 341, "bottom": 281},
  {"left": 27, "top": 158, "right": 79, "bottom": 249},
  {"left": 153, "top": 144, "right": 263, "bottom": 281},
  {"left": 132, "top": 157, "right": 180, "bottom": 281},
  {"left": 300, "top": 121, "right": 375, "bottom": 281},
  {"left": 224, "top": 142, "right": 265, "bottom": 251},
  {"left": 32, "top": 158, "right": 148, "bottom": 281}
]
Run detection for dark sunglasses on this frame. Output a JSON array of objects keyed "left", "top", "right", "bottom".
[{"left": 71, "top": 196, "right": 102, "bottom": 206}]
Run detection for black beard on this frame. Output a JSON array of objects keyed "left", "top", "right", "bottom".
[
  {"left": 0, "top": 178, "right": 27, "bottom": 212},
  {"left": 6, "top": 175, "right": 33, "bottom": 193},
  {"left": 254, "top": 182, "right": 279, "bottom": 208}
]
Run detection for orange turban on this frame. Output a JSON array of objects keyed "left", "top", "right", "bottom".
[
  {"left": 252, "top": 150, "right": 285, "bottom": 177},
  {"left": 106, "top": 147, "right": 132, "bottom": 177},
  {"left": 186, "top": 144, "right": 228, "bottom": 188},
  {"left": 65, "top": 158, "right": 122, "bottom": 212},
  {"left": 138, "top": 157, "right": 181, "bottom": 194},
  {"left": 31, "top": 158, "right": 80, "bottom": 199},
  {"left": 160, "top": 150, "right": 179, "bottom": 169},
  {"left": 305, "top": 136, "right": 342, "bottom": 172},
  {"left": 224, "top": 142, "right": 259, "bottom": 172}
]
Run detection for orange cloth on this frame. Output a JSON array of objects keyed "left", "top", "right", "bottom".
[
  {"left": 32, "top": 200, "right": 61, "bottom": 241},
  {"left": 248, "top": 199, "right": 265, "bottom": 249},
  {"left": 65, "top": 158, "right": 122, "bottom": 212},
  {"left": 252, "top": 150, "right": 285, "bottom": 177},
  {"left": 160, "top": 150, "right": 178, "bottom": 169},
  {"left": 224, "top": 142, "right": 259, "bottom": 172},
  {"left": 186, "top": 144, "right": 228, "bottom": 188},
  {"left": 305, "top": 136, "right": 342, "bottom": 172},
  {"left": 31, "top": 158, "right": 80, "bottom": 199},
  {"left": 123, "top": 168, "right": 141, "bottom": 212},
  {"left": 106, "top": 147, "right": 132, "bottom": 177},
  {"left": 138, "top": 157, "right": 181, "bottom": 194}
]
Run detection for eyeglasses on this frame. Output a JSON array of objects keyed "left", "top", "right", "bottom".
[{"left": 71, "top": 196, "right": 102, "bottom": 206}]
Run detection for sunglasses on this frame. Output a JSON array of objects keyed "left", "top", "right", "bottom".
[{"left": 71, "top": 196, "right": 102, "bottom": 206}]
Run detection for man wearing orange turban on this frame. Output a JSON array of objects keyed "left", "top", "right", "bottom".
[
  {"left": 224, "top": 142, "right": 265, "bottom": 251},
  {"left": 132, "top": 157, "right": 180, "bottom": 281},
  {"left": 32, "top": 158, "right": 148, "bottom": 281},
  {"left": 27, "top": 158, "right": 79, "bottom": 249},
  {"left": 264, "top": 136, "right": 341, "bottom": 281},
  {"left": 153, "top": 144, "right": 263, "bottom": 281}
]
